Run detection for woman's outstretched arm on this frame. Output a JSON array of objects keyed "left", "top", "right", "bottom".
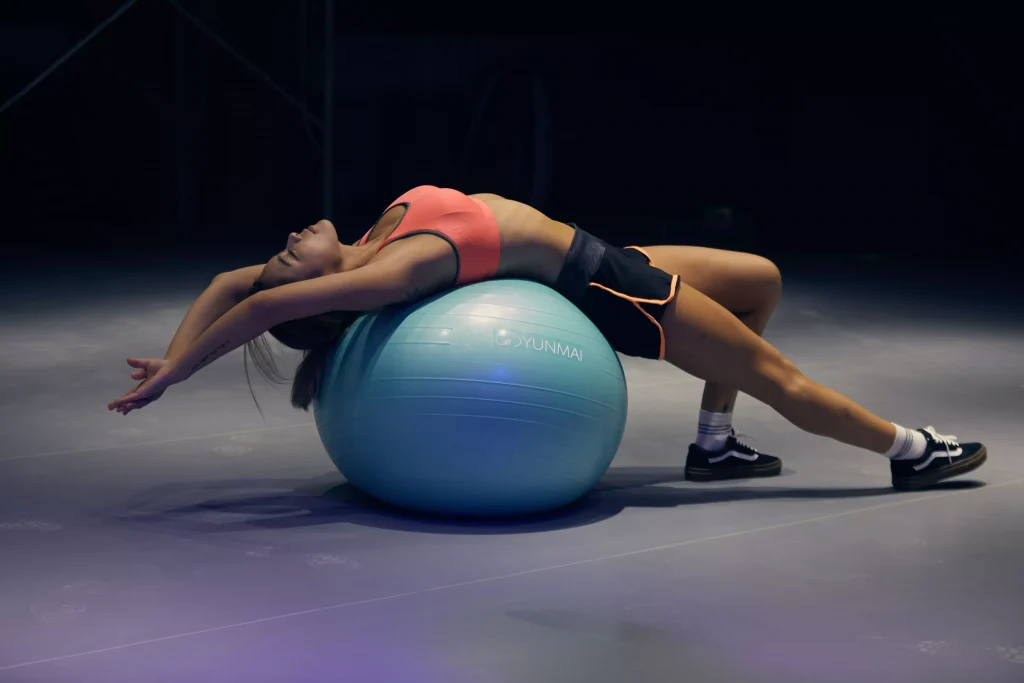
[
  {"left": 111, "top": 266, "right": 265, "bottom": 414},
  {"left": 108, "top": 259, "right": 416, "bottom": 413},
  {"left": 176, "top": 261, "right": 412, "bottom": 376},
  {"left": 163, "top": 265, "right": 263, "bottom": 360}
]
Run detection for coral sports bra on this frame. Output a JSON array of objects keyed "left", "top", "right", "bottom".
[{"left": 357, "top": 185, "right": 501, "bottom": 286}]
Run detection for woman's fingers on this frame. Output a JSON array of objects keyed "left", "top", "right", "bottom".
[
  {"left": 128, "top": 359, "right": 152, "bottom": 380},
  {"left": 113, "top": 389, "right": 162, "bottom": 413},
  {"left": 109, "top": 394, "right": 136, "bottom": 410},
  {"left": 114, "top": 360, "right": 171, "bottom": 414},
  {"left": 109, "top": 383, "right": 145, "bottom": 410},
  {"left": 117, "top": 398, "right": 148, "bottom": 415}
]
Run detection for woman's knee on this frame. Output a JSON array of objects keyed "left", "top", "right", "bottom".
[
  {"left": 753, "top": 256, "right": 783, "bottom": 306},
  {"left": 718, "top": 253, "right": 783, "bottom": 315},
  {"left": 752, "top": 352, "right": 808, "bottom": 405}
]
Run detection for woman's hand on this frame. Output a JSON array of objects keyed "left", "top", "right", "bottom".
[
  {"left": 110, "top": 286, "right": 276, "bottom": 416},
  {"left": 107, "top": 357, "right": 183, "bottom": 415}
]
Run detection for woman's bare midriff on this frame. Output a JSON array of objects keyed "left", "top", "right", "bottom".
[{"left": 473, "top": 194, "right": 576, "bottom": 286}]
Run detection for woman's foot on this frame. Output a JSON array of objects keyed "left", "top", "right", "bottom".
[
  {"left": 890, "top": 427, "right": 987, "bottom": 491},
  {"left": 685, "top": 431, "right": 783, "bottom": 481}
]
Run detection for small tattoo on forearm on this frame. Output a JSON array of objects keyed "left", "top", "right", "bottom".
[{"left": 191, "top": 340, "right": 232, "bottom": 373}]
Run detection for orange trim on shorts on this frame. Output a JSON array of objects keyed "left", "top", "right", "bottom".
[{"left": 588, "top": 274, "right": 679, "bottom": 361}]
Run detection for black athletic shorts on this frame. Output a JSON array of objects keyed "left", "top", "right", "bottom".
[{"left": 553, "top": 225, "right": 680, "bottom": 360}]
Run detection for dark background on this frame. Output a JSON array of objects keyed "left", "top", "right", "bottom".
[{"left": 1, "top": 2, "right": 1020, "bottom": 272}]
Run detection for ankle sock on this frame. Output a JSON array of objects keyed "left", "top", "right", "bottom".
[
  {"left": 885, "top": 424, "right": 927, "bottom": 460},
  {"left": 696, "top": 410, "right": 733, "bottom": 451}
]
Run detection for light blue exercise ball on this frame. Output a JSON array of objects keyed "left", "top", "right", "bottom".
[{"left": 313, "top": 279, "right": 628, "bottom": 517}]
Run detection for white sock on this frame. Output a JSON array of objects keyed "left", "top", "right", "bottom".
[
  {"left": 696, "top": 410, "right": 733, "bottom": 451},
  {"left": 885, "top": 424, "right": 927, "bottom": 460}
]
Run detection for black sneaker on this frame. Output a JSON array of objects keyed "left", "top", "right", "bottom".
[
  {"left": 685, "top": 430, "right": 783, "bottom": 482},
  {"left": 890, "top": 427, "right": 987, "bottom": 491}
]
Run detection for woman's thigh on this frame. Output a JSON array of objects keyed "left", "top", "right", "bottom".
[
  {"left": 658, "top": 275, "right": 797, "bottom": 403},
  {"left": 639, "top": 245, "right": 781, "bottom": 315}
]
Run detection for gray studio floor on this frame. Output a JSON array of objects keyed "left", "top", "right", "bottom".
[{"left": 1, "top": 256, "right": 1023, "bottom": 683}]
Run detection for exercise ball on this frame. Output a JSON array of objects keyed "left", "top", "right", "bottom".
[{"left": 314, "top": 279, "right": 628, "bottom": 517}]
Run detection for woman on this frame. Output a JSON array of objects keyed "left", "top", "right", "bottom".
[{"left": 108, "top": 185, "right": 986, "bottom": 490}]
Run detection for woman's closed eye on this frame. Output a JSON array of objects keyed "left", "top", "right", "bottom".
[{"left": 277, "top": 249, "right": 299, "bottom": 266}]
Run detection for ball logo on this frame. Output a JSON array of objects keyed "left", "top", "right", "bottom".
[{"left": 495, "top": 329, "right": 583, "bottom": 362}]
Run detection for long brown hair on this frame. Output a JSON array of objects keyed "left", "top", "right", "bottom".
[{"left": 242, "top": 281, "right": 359, "bottom": 412}]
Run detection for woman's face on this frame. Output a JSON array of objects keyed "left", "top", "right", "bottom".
[{"left": 259, "top": 219, "right": 342, "bottom": 286}]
